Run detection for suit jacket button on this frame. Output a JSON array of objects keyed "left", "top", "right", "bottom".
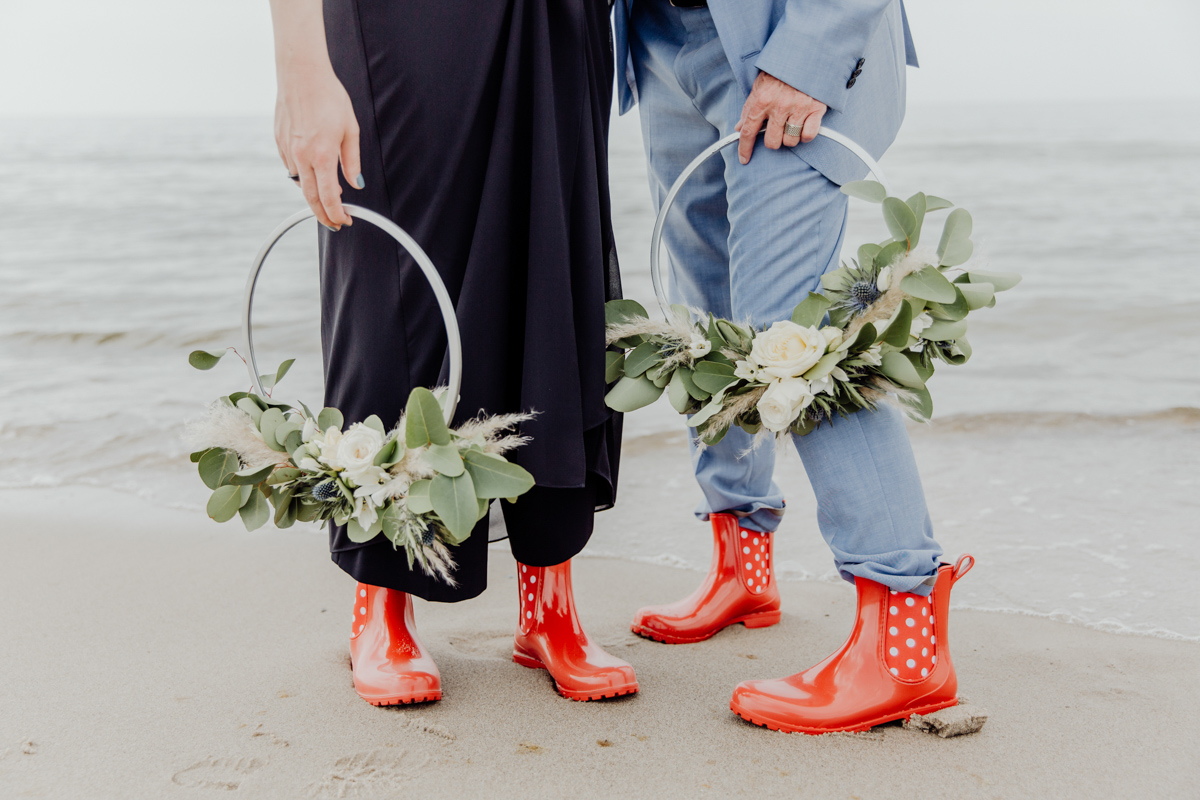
[{"left": 846, "top": 76, "right": 857, "bottom": 88}]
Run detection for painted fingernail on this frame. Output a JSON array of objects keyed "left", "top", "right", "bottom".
[{"left": 354, "top": 173, "right": 365, "bottom": 189}]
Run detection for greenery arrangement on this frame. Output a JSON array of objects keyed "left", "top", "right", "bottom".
[
  {"left": 604, "top": 180, "right": 1021, "bottom": 445},
  {"left": 185, "top": 351, "right": 534, "bottom": 584}
]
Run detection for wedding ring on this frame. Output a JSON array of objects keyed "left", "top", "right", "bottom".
[
  {"left": 288, "top": 174, "right": 301, "bottom": 183},
  {"left": 784, "top": 122, "right": 803, "bottom": 138}
]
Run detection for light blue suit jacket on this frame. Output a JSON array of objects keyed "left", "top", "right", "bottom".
[{"left": 613, "top": 0, "right": 919, "bottom": 185}]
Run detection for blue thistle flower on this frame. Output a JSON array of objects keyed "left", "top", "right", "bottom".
[
  {"left": 847, "top": 278, "right": 880, "bottom": 312},
  {"left": 312, "top": 479, "right": 340, "bottom": 502}
]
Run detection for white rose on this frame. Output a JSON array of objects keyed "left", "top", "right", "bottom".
[
  {"left": 755, "top": 378, "right": 814, "bottom": 433},
  {"left": 327, "top": 423, "right": 384, "bottom": 473},
  {"left": 733, "top": 359, "right": 760, "bottom": 382},
  {"left": 749, "top": 321, "right": 826, "bottom": 381},
  {"left": 876, "top": 266, "right": 893, "bottom": 292},
  {"left": 910, "top": 312, "right": 934, "bottom": 339},
  {"left": 819, "top": 326, "right": 843, "bottom": 351},
  {"left": 302, "top": 416, "right": 319, "bottom": 443},
  {"left": 315, "top": 427, "right": 341, "bottom": 463},
  {"left": 687, "top": 334, "right": 712, "bottom": 359}
]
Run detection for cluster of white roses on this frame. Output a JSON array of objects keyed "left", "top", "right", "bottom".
[
  {"left": 733, "top": 321, "right": 851, "bottom": 432},
  {"left": 294, "top": 419, "right": 403, "bottom": 530}
]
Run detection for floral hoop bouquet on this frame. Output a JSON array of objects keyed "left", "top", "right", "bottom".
[
  {"left": 604, "top": 145, "right": 1020, "bottom": 445},
  {"left": 184, "top": 206, "right": 535, "bottom": 585}
]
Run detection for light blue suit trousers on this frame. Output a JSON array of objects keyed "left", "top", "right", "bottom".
[{"left": 627, "top": 2, "right": 941, "bottom": 593}]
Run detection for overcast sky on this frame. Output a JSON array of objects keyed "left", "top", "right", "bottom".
[{"left": 1, "top": 0, "right": 1197, "bottom": 116}]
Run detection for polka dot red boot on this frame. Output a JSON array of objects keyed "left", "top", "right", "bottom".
[
  {"left": 631, "top": 513, "right": 781, "bottom": 644},
  {"left": 349, "top": 583, "right": 441, "bottom": 706},
  {"left": 512, "top": 560, "right": 639, "bottom": 701},
  {"left": 729, "top": 555, "right": 974, "bottom": 734}
]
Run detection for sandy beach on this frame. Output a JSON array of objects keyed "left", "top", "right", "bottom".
[{"left": 4, "top": 426, "right": 1199, "bottom": 800}]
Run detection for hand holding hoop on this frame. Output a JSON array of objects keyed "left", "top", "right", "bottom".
[
  {"left": 240, "top": 204, "right": 463, "bottom": 424},
  {"left": 649, "top": 127, "right": 891, "bottom": 320}
]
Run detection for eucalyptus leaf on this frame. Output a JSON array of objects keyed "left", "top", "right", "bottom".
[
  {"left": 623, "top": 341, "right": 661, "bottom": 378},
  {"left": 430, "top": 470, "right": 479, "bottom": 542},
  {"left": 837, "top": 322, "right": 877, "bottom": 354},
  {"left": 207, "top": 485, "right": 244, "bottom": 523},
  {"left": 238, "top": 488, "right": 270, "bottom": 531},
  {"left": 258, "top": 408, "right": 287, "bottom": 453},
  {"left": 881, "top": 301, "right": 913, "bottom": 348},
  {"left": 925, "top": 195, "right": 954, "bottom": 212},
  {"left": 802, "top": 351, "right": 845, "bottom": 383},
  {"left": 273, "top": 358, "right": 294, "bottom": 385},
  {"left": 190, "top": 448, "right": 214, "bottom": 464},
  {"left": 406, "top": 479, "right": 434, "bottom": 514},
  {"left": 899, "top": 265, "right": 958, "bottom": 304},
  {"left": 236, "top": 397, "right": 264, "bottom": 426},
  {"left": 882, "top": 197, "right": 918, "bottom": 248},
  {"left": 957, "top": 282, "right": 995, "bottom": 310},
  {"left": 605, "top": 374, "right": 665, "bottom": 412},
  {"left": 345, "top": 517, "right": 378, "bottom": 543},
  {"left": 462, "top": 450, "right": 535, "bottom": 499},
  {"left": 876, "top": 240, "right": 908, "bottom": 272},
  {"left": 199, "top": 448, "right": 240, "bottom": 490},
  {"left": 790, "top": 292, "right": 832, "bottom": 328},
  {"left": 820, "top": 266, "right": 852, "bottom": 292},
  {"left": 677, "top": 366, "right": 707, "bottom": 401},
  {"left": 936, "top": 208, "right": 973, "bottom": 262},
  {"left": 282, "top": 430, "right": 303, "bottom": 456},
  {"left": 266, "top": 467, "right": 303, "bottom": 485},
  {"left": 903, "top": 386, "right": 934, "bottom": 421},
  {"left": 905, "top": 192, "right": 927, "bottom": 247},
  {"left": 880, "top": 351, "right": 926, "bottom": 389},
  {"left": 362, "top": 414, "right": 386, "bottom": 436},
  {"left": 188, "top": 349, "right": 227, "bottom": 371},
  {"left": 691, "top": 361, "right": 737, "bottom": 394},
  {"left": 605, "top": 351, "right": 625, "bottom": 384},
  {"left": 650, "top": 366, "right": 673, "bottom": 389},
  {"left": 687, "top": 396, "right": 725, "bottom": 429},
  {"left": 604, "top": 298, "right": 649, "bottom": 326},
  {"left": 966, "top": 270, "right": 1022, "bottom": 292},
  {"left": 273, "top": 420, "right": 301, "bottom": 447},
  {"left": 668, "top": 368, "right": 692, "bottom": 413},
  {"left": 939, "top": 238, "right": 974, "bottom": 267},
  {"left": 857, "top": 243, "right": 882, "bottom": 272},
  {"left": 841, "top": 180, "right": 887, "bottom": 203},
  {"left": 922, "top": 318, "right": 968, "bottom": 341},
  {"left": 404, "top": 387, "right": 451, "bottom": 447},
  {"left": 926, "top": 287, "right": 970, "bottom": 322},
  {"left": 317, "top": 407, "right": 344, "bottom": 433},
  {"left": 229, "top": 463, "right": 274, "bottom": 486},
  {"left": 426, "top": 442, "right": 466, "bottom": 477}
]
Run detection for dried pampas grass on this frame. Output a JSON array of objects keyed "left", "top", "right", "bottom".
[{"left": 184, "top": 401, "right": 292, "bottom": 470}]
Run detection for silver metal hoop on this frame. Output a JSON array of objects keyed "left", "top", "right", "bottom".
[
  {"left": 241, "top": 204, "right": 463, "bottom": 424},
  {"left": 648, "top": 127, "right": 892, "bottom": 319}
]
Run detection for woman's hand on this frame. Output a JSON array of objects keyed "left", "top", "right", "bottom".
[{"left": 270, "top": 0, "right": 362, "bottom": 231}]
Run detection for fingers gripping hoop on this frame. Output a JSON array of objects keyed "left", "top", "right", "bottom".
[
  {"left": 241, "top": 204, "right": 463, "bottom": 423},
  {"left": 649, "top": 127, "right": 891, "bottom": 319}
]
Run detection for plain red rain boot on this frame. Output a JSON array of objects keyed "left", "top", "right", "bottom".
[
  {"left": 631, "top": 513, "right": 781, "bottom": 644},
  {"left": 512, "top": 560, "right": 639, "bottom": 701},
  {"left": 729, "top": 555, "right": 974, "bottom": 734},
  {"left": 349, "top": 583, "right": 441, "bottom": 706}
]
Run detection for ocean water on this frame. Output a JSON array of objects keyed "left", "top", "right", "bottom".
[{"left": 1, "top": 102, "right": 1197, "bottom": 639}]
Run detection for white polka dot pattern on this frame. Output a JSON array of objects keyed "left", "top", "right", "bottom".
[
  {"left": 351, "top": 583, "right": 370, "bottom": 639},
  {"left": 735, "top": 530, "right": 772, "bottom": 595},
  {"left": 518, "top": 566, "right": 543, "bottom": 633},
  {"left": 884, "top": 590, "right": 936, "bottom": 681}
]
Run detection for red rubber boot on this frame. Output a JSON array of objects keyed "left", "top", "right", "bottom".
[
  {"left": 349, "top": 583, "right": 441, "bottom": 706},
  {"left": 512, "top": 560, "right": 639, "bottom": 701},
  {"left": 631, "top": 513, "right": 781, "bottom": 644},
  {"left": 729, "top": 555, "right": 974, "bottom": 734}
]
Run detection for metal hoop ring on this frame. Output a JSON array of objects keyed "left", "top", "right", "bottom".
[
  {"left": 241, "top": 204, "right": 463, "bottom": 424},
  {"left": 649, "top": 127, "right": 892, "bottom": 319}
]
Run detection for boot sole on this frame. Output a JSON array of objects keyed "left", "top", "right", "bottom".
[
  {"left": 357, "top": 690, "right": 442, "bottom": 707},
  {"left": 630, "top": 609, "right": 782, "bottom": 645},
  {"left": 730, "top": 695, "right": 959, "bottom": 734},
  {"left": 512, "top": 651, "right": 639, "bottom": 702}
]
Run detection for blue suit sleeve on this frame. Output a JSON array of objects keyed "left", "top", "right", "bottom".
[{"left": 753, "top": 0, "right": 892, "bottom": 112}]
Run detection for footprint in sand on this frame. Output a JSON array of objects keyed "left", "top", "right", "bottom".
[
  {"left": 446, "top": 630, "right": 514, "bottom": 660},
  {"left": 171, "top": 756, "right": 267, "bottom": 791},
  {"left": 306, "top": 748, "right": 430, "bottom": 798}
]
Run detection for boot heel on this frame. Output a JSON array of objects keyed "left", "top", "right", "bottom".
[{"left": 741, "top": 610, "right": 782, "bottom": 629}]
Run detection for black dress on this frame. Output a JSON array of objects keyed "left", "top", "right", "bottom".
[{"left": 318, "top": 0, "right": 622, "bottom": 601}]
